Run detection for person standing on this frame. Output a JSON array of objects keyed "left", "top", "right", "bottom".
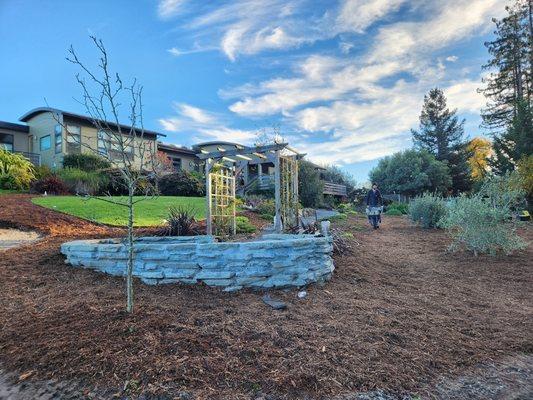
[{"left": 365, "top": 183, "right": 383, "bottom": 229}]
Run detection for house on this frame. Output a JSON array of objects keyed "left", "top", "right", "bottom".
[
  {"left": 2, "top": 107, "right": 163, "bottom": 169},
  {"left": 157, "top": 142, "right": 199, "bottom": 172},
  {"left": 0, "top": 120, "right": 40, "bottom": 165},
  {"left": 2, "top": 108, "right": 347, "bottom": 197}
]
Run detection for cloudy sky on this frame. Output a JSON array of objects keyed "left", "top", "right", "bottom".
[{"left": 0, "top": 0, "right": 508, "bottom": 181}]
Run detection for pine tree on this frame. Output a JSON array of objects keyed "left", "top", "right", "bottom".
[
  {"left": 492, "top": 98, "right": 533, "bottom": 173},
  {"left": 411, "top": 88, "right": 471, "bottom": 194},
  {"left": 480, "top": 0, "right": 532, "bottom": 132}
]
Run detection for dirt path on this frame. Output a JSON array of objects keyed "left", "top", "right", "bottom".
[{"left": 0, "top": 194, "right": 531, "bottom": 399}]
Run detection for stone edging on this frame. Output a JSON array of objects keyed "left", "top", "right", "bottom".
[{"left": 61, "top": 234, "right": 334, "bottom": 291}]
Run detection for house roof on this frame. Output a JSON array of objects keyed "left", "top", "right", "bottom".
[
  {"left": 157, "top": 142, "right": 197, "bottom": 156},
  {"left": 0, "top": 120, "right": 29, "bottom": 133},
  {"left": 19, "top": 107, "right": 166, "bottom": 138}
]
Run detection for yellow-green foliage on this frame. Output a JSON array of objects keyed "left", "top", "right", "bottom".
[
  {"left": 236, "top": 216, "right": 256, "bottom": 233},
  {"left": 0, "top": 149, "right": 35, "bottom": 190}
]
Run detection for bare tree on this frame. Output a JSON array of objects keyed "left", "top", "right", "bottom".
[{"left": 54, "top": 36, "right": 159, "bottom": 313}]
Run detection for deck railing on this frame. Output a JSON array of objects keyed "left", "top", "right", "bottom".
[
  {"left": 244, "top": 174, "right": 347, "bottom": 197},
  {"left": 323, "top": 181, "right": 347, "bottom": 196},
  {"left": 15, "top": 151, "right": 41, "bottom": 166}
]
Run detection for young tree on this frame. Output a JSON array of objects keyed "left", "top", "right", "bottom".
[
  {"left": 466, "top": 137, "right": 493, "bottom": 180},
  {"left": 411, "top": 88, "right": 471, "bottom": 194},
  {"left": 480, "top": 0, "right": 532, "bottom": 133},
  {"left": 369, "top": 149, "right": 451, "bottom": 197},
  {"left": 57, "top": 36, "right": 159, "bottom": 313}
]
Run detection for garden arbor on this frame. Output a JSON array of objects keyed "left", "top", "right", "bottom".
[{"left": 196, "top": 142, "right": 300, "bottom": 236}]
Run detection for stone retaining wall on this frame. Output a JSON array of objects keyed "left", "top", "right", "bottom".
[{"left": 60, "top": 234, "right": 334, "bottom": 290}]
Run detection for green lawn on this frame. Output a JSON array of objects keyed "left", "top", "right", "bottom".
[
  {"left": 0, "top": 189, "right": 24, "bottom": 195},
  {"left": 32, "top": 196, "right": 205, "bottom": 227}
]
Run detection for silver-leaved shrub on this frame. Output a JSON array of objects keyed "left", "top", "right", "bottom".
[{"left": 408, "top": 193, "right": 447, "bottom": 228}]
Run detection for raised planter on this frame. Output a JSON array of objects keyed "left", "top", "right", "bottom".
[{"left": 60, "top": 234, "right": 334, "bottom": 290}]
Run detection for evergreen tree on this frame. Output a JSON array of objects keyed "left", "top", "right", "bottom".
[
  {"left": 480, "top": 0, "right": 532, "bottom": 132},
  {"left": 492, "top": 98, "right": 533, "bottom": 173},
  {"left": 411, "top": 88, "right": 471, "bottom": 194}
]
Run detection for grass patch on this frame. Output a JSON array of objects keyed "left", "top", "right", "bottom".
[
  {"left": 0, "top": 189, "right": 24, "bottom": 195},
  {"left": 32, "top": 195, "right": 205, "bottom": 227}
]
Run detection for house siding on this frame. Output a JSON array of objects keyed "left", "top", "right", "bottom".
[
  {"left": 63, "top": 117, "right": 157, "bottom": 170},
  {"left": 25, "top": 111, "right": 61, "bottom": 168},
  {"left": 0, "top": 128, "right": 29, "bottom": 153}
]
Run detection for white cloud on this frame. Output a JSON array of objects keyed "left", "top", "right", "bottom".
[
  {"left": 158, "top": 103, "right": 256, "bottom": 144},
  {"left": 173, "top": 103, "right": 216, "bottom": 124},
  {"left": 157, "top": 0, "right": 187, "bottom": 19},
  {"left": 336, "top": 0, "right": 406, "bottom": 33},
  {"left": 157, "top": 0, "right": 508, "bottom": 169},
  {"left": 162, "top": 0, "right": 406, "bottom": 61}
]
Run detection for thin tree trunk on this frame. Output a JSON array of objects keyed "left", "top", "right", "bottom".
[{"left": 126, "top": 184, "right": 134, "bottom": 313}]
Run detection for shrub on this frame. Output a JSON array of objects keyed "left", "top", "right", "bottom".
[
  {"left": 408, "top": 193, "right": 447, "bottom": 228},
  {"left": 385, "top": 208, "right": 403, "bottom": 216},
  {"left": 58, "top": 167, "right": 107, "bottom": 195},
  {"left": 260, "top": 213, "right": 274, "bottom": 221},
  {"left": 299, "top": 160, "right": 323, "bottom": 208},
  {"left": 387, "top": 202, "right": 408, "bottom": 215},
  {"left": 62, "top": 153, "right": 111, "bottom": 172},
  {"left": 98, "top": 168, "right": 155, "bottom": 196},
  {"left": 33, "top": 165, "right": 54, "bottom": 180},
  {"left": 236, "top": 216, "right": 256, "bottom": 233},
  {"left": 164, "top": 205, "right": 197, "bottom": 236},
  {"left": 244, "top": 194, "right": 266, "bottom": 209},
  {"left": 159, "top": 171, "right": 205, "bottom": 197},
  {"left": 31, "top": 176, "right": 69, "bottom": 195},
  {"left": 256, "top": 199, "right": 275, "bottom": 216},
  {"left": 440, "top": 195, "right": 527, "bottom": 256},
  {"left": 321, "top": 213, "right": 347, "bottom": 222},
  {"left": 0, "top": 149, "right": 35, "bottom": 190}
]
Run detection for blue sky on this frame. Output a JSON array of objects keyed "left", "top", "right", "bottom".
[{"left": 0, "top": 0, "right": 508, "bottom": 182}]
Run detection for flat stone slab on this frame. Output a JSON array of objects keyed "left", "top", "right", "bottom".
[{"left": 0, "top": 228, "right": 41, "bottom": 251}]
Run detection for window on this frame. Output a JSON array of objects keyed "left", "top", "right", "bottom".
[
  {"left": 0, "top": 133, "right": 14, "bottom": 152},
  {"left": 55, "top": 131, "right": 62, "bottom": 154},
  {"left": 98, "top": 130, "right": 134, "bottom": 161},
  {"left": 66, "top": 124, "right": 81, "bottom": 154},
  {"left": 40, "top": 135, "right": 51, "bottom": 151},
  {"left": 170, "top": 156, "right": 182, "bottom": 171}
]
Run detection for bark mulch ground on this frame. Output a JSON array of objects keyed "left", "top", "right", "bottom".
[{"left": 0, "top": 194, "right": 531, "bottom": 399}]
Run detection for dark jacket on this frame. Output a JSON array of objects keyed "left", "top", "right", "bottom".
[{"left": 366, "top": 189, "right": 383, "bottom": 207}]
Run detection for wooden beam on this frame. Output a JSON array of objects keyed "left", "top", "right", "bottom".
[
  {"left": 196, "top": 142, "right": 290, "bottom": 160},
  {"left": 205, "top": 158, "right": 213, "bottom": 236}
]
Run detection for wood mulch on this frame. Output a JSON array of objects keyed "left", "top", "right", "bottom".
[{"left": 0, "top": 194, "right": 531, "bottom": 399}]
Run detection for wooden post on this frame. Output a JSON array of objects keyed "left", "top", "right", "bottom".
[
  {"left": 274, "top": 150, "right": 282, "bottom": 233},
  {"left": 232, "top": 164, "right": 237, "bottom": 236},
  {"left": 292, "top": 156, "right": 299, "bottom": 227},
  {"left": 205, "top": 158, "right": 213, "bottom": 236}
]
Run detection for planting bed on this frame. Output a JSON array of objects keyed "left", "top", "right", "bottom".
[
  {"left": 0, "top": 194, "right": 531, "bottom": 399},
  {"left": 61, "top": 234, "right": 334, "bottom": 289}
]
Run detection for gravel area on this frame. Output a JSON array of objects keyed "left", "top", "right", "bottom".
[{"left": 0, "top": 229, "right": 41, "bottom": 251}]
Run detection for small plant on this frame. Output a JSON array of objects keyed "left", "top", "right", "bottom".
[
  {"left": 0, "top": 149, "right": 35, "bottom": 190},
  {"left": 30, "top": 176, "right": 69, "bottom": 195},
  {"left": 321, "top": 213, "right": 348, "bottom": 222},
  {"left": 387, "top": 201, "right": 408, "bottom": 215},
  {"left": 236, "top": 216, "right": 256, "bottom": 234},
  {"left": 440, "top": 195, "right": 527, "bottom": 256},
  {"left": 256, "top": 199, "right": 276, "bottom": 216},
  {"left": 409, "top": 194, "right": 447, "bottom": 228},
  {"left": 164, "top": 205, "right": 198, "bottom": 236},
  {"left": 384, "top": 208, "right": 403, "bottom": 216}
]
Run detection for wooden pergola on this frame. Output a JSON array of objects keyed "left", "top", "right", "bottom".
[{"left": 196, "top": 142, "right": 300, "bottom": 236}]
